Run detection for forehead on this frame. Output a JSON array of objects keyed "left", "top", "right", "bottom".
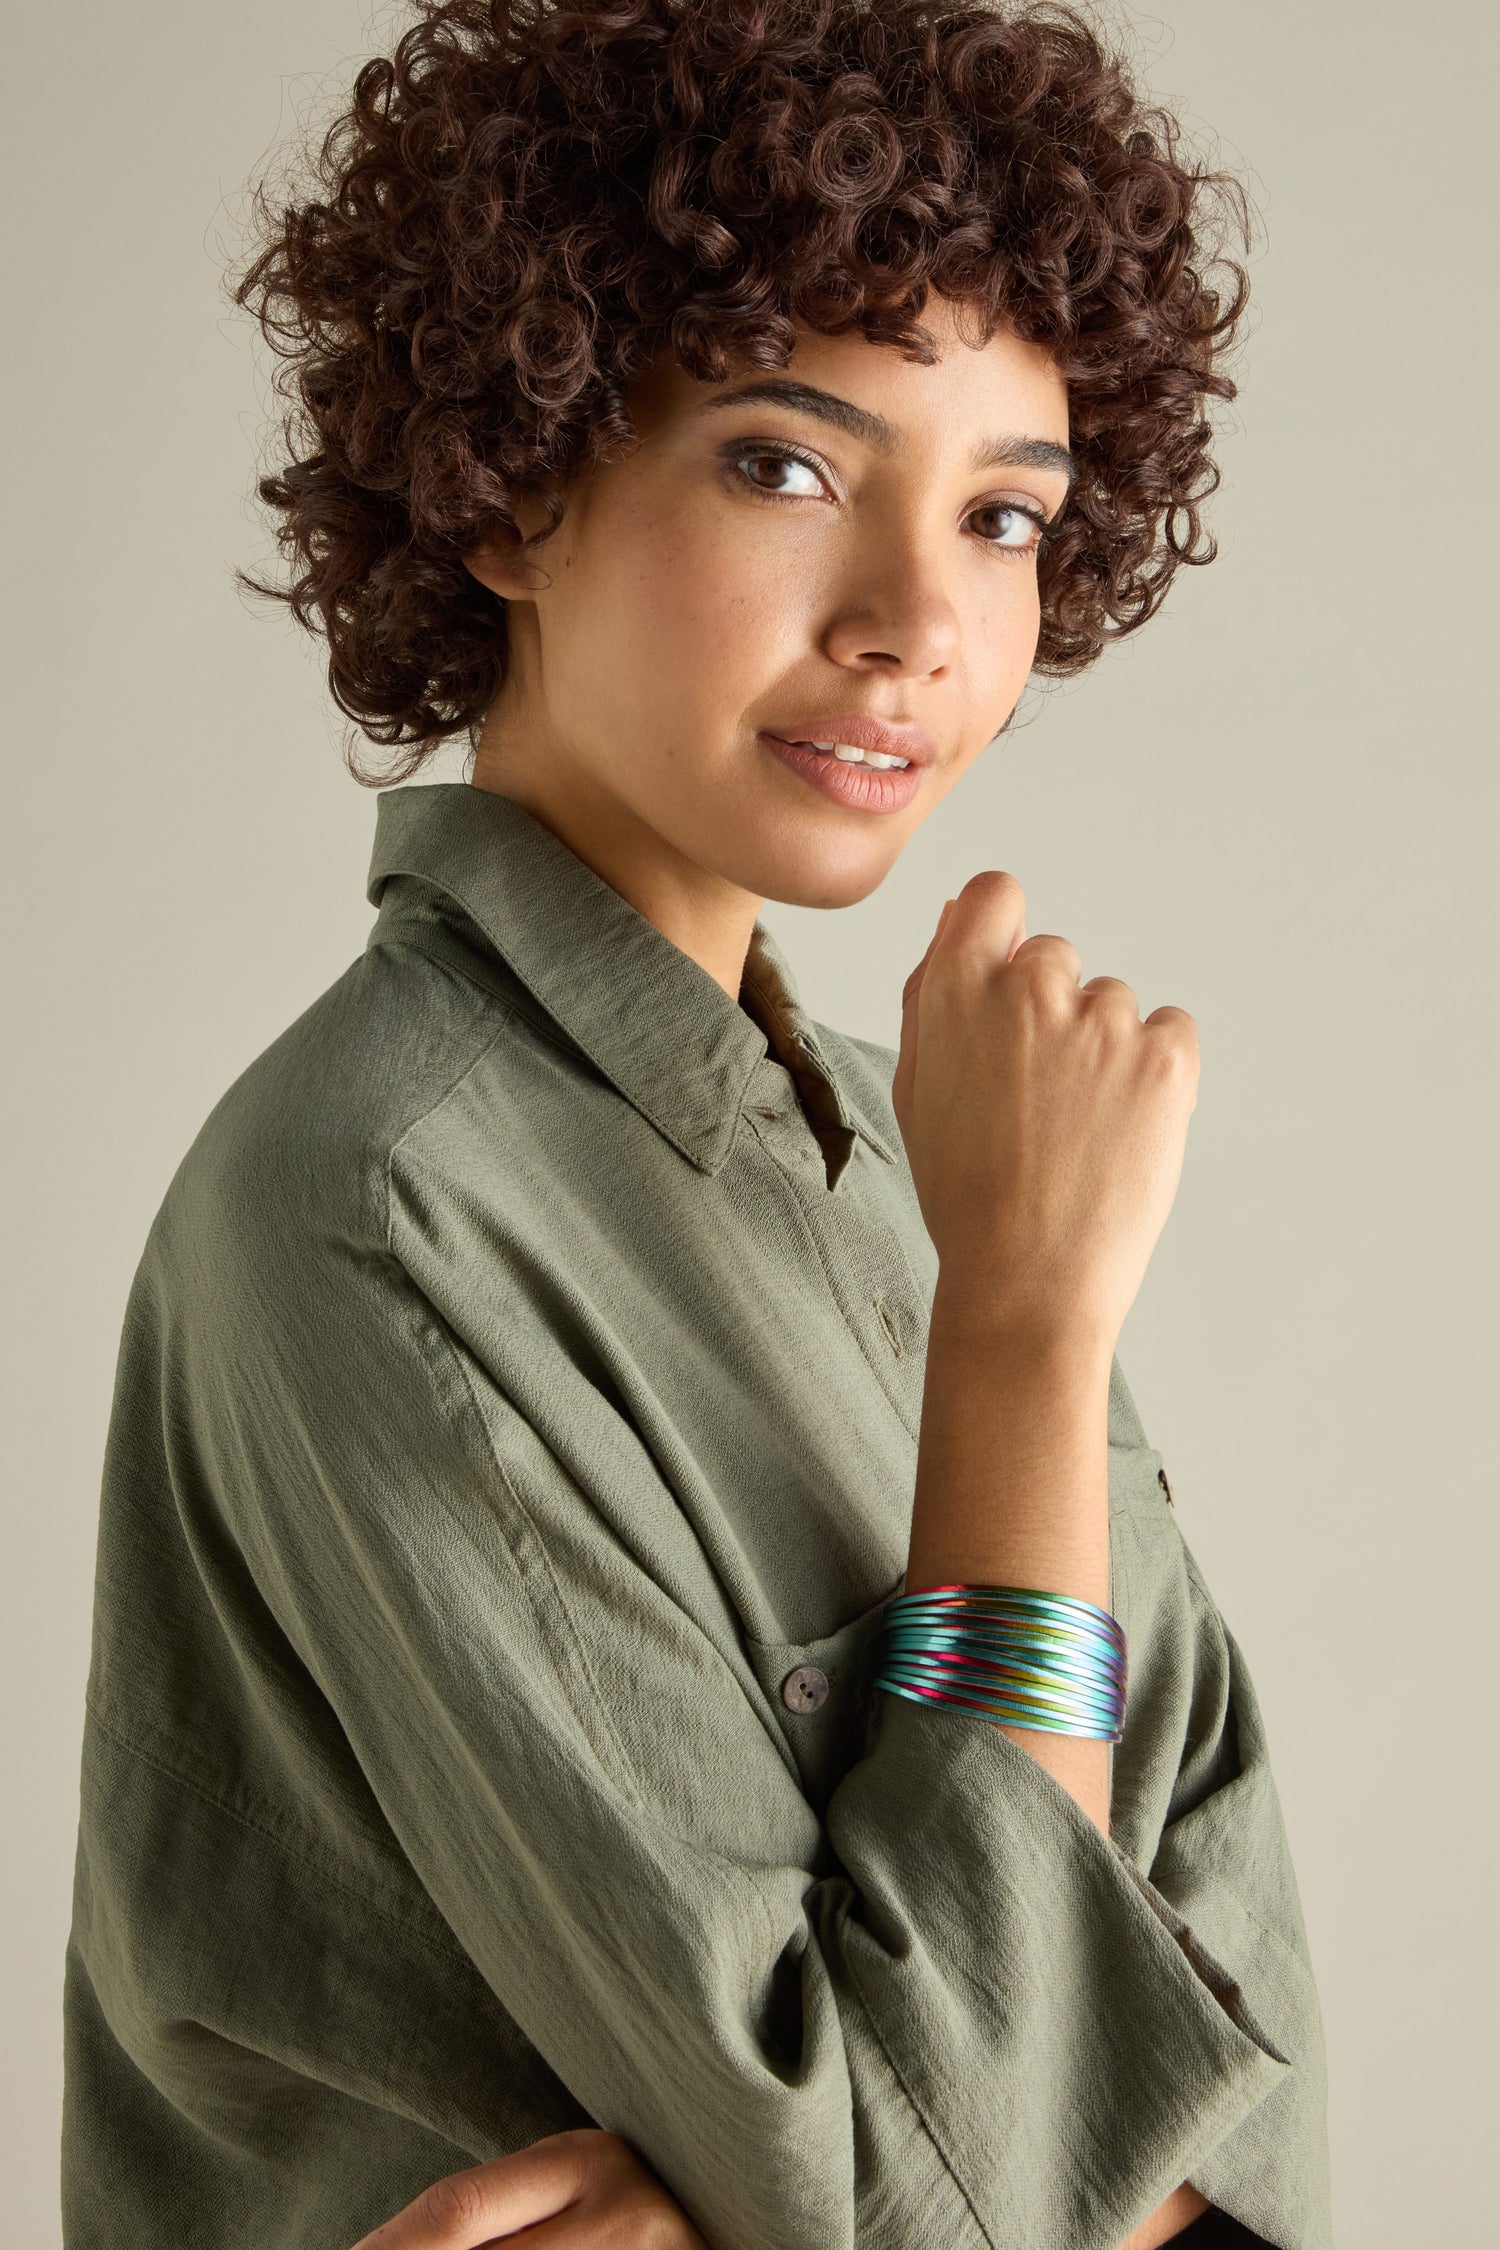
[{"left": 630, "top": 299, "right": 1070, "bottom": 452}]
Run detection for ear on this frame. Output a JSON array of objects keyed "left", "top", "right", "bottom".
[{"left": 462, "top": 526, "right": 550, "bottom": 603}]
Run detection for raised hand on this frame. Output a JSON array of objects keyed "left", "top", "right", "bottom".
[{"left": 892, "top": 869, "right": 1199, "bottom": 1354}]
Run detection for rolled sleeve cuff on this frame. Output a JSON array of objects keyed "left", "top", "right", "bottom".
[{"left": 824, "top": 1692, "right": 1293, "bottom": 2249}]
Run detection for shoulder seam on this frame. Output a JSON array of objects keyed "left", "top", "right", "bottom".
[{"left": 382, "top": 1010, "right": 523, "bottom": 1256}]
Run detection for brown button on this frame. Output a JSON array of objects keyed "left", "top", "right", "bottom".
[
  {"left": 1158, "top": 1466, "right": 1175, "bottom": 1507},
  {"left": 781, "top": 1664, "right": 830, "bottom": 1713}
]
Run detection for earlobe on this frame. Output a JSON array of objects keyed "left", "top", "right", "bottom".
[
  {"left": 464, "top": 483, "right": 565, "bottom": 601},
  {"left": 462, "top": 535, "right": 542, "bottom": 602}
]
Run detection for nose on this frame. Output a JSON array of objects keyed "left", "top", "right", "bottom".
[{"left": 821, "top": 536, "right": 961, "bottom": 678}]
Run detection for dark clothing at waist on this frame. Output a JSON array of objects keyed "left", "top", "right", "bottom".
[{"left": 1176, "top": 2208, "right": 1278, "bottom": 2246}]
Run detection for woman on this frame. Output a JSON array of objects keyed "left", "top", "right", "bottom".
[{"left": 61, "top": 3, "right": 1331, "bottom": 2246}]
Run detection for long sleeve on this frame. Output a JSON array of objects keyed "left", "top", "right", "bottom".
[{"left": 1105, "top": 1389, "right": 1334, "bottom": 2250}]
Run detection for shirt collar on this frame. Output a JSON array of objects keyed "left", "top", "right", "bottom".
[{"left": 365, "top": 782, "right": 899, "bottom": 1177}]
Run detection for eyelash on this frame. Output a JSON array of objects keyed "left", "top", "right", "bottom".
[{"left": 724, "top": 440, "right": 1052, "bottom": 556}]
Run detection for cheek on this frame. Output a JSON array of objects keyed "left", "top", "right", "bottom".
[
  {"left": 966, "top": 567, "right": 1043, "bottom": 715},
  {"left": 1009, "top": 576, "right": 1044, "bottom": 681},
  {"left": 561, "top": 491, "right": 811, "bottom": 692}
]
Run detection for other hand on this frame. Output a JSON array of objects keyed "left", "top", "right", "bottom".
[{"left": 349, "top": 2126, "right": 711, "bottom": 2248}]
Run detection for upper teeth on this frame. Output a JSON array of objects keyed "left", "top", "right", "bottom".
[{"left": 804, "top": 740, "right": 910, "bottom": 770}]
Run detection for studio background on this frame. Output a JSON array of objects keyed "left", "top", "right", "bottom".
[{"left": 4, "top": 2, "right": 1493, "bottom": 2240}]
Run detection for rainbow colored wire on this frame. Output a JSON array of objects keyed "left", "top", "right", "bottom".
[{"left": 873, "top": 1583, "right": 1128, "bottom": 1742}]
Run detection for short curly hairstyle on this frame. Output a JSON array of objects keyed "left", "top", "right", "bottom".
[{"left": 231, "top": 0, "right": 1249, "bottom": 783}]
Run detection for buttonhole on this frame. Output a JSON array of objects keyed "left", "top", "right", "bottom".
[{"left": 873, "top": 1297, "right": 904, "bottom": 1357}]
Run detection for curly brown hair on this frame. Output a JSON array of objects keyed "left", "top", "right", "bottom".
[{"left": 230, "top": 0, "right": 1249, "bottom": 783}]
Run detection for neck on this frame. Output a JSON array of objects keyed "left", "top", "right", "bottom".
[{"left": 468, "top": 713, "right": 764, "bottom": 1004}]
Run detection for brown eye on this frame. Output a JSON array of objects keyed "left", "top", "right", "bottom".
[
  {"left": 734, "top": 447, "right": 826, "bottom": 498},
  {"left": 969, "top": 501, "right": 1045, "bottom": 551}
]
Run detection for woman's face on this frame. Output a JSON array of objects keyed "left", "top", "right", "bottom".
[{"left": 466, "top": 294, "right": 1071, "bottom": 916}]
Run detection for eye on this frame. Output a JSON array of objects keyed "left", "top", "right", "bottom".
[
  {"left": 967, "top": 500, "right": 1048, "bottom": 554},
  {"left": 729, "top": 445, "right": 830, "bottom": 500}
]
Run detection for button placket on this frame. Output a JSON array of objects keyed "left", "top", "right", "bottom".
[
  {"left": 743, "top": 1062, "right": 824, "bottom": 1175},
  {"left": 739, "top": 1058, "right": 928, "bottom": 1432}
]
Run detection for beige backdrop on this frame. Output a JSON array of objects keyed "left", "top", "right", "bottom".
[{"left": 5, "top": 2, "right": 1495, "bottom": 2240}]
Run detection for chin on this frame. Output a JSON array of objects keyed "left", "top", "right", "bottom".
[{"left": 739, "top": 840, "right": 905, "bottom": 913}]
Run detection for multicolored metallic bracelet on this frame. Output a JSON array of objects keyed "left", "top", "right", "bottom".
[{"left": 872, "top": 1582, "right": 1128, "bottom": 1742}]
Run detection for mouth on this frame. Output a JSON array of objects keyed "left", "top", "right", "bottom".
[
  {"left": 757, "top": 721, "right": 932, "bottom": 814},
  {"left": 761, "top": 713, "right": 938, "bottom": 771},
  {"left": 775, "top": 737, "right": 910, "bottom": 770}
]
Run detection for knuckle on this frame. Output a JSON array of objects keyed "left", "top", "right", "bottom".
[
  {"left": 419, "top": 2170, "right": 490, "bottom": 2232},
  {"left": 578, "top": 2183, "right": 664, "bottom": 2247},
  {"left": 1005, "top": 937, "right": 1048, "bottom": 975},
  {"left": 1005, "top": 937, "right": 1076, "bottom": 1010},
  {"left": 1010, "top": 931, "right": 1074, "bottom": 968},
  {"left": 590, "top": 2135, "right": 652, "bottom": 2205},
  {"left": 1081, "top": 974, "right": 1137, "bottom": 1007},
  {"left": 1148, "top": 1024, "right": 1200, "bottom": 1078},
  {"left": 558, "top": 2125, "right": 627, "bottom": 2190},
  {"left": 596, "top": 2130, "right": 640, "bottom": 2178},
  {"left": 558, "top": 2123, "right": 616, "bottom": 2147},
  {"left": 630, "top": 2199, "right": 697, "bottom": 2248}
]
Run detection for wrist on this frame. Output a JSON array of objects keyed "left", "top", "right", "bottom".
[
  {"left": 911, "top": 1276, "right": 1113, "bottom": 1602},
  {"left": 929, "top": 1266, "right": 1116, "bottom": 1378}
]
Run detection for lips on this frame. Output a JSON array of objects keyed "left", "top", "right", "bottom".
[
  {"left": 758, "top": 729, "right": 927, "bottom": 814},
  {"left": 762, "top": 713, "right": 938, "bottom": 770}
]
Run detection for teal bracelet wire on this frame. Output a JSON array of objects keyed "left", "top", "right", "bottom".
[{"left": 873, "top": 1583, "right": 1128, "bottom": 1742}]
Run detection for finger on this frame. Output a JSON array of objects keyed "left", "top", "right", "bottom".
[
  {"left": 1151, "top": 1003, "right": 1196, "bottom": 1053},
  {"left": 517, "top": 2213, "right": 709, "bottom": 2250},
  {"left": 1143, "top": 1004, "right": 1197, "bottom": 1038},
  {"left": 1079, "top": 973, "right": 1139, "bottom": 1013},
  {"left": 937, "top": 869, "right": 1028, "bottom": 968},
  {"left": 509, "top": 2174, "right": 712, "bottom": 2250},
  {"left": 1007, "top": 930, "right": 1083, "bottom": 986},
  {"left": 349, "top": 2137, "right": 592, "bottom": 2248},
  {"left": 1143, "top": 1003, "right": 1201, "bottom": 1068},
  {"left": 1143, "top": 1007, "right": 1201, "bottom": 1111}
]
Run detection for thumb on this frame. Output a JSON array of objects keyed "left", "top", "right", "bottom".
[{"left": 893, "top": 898, "right": 955, "bottom": 1129}]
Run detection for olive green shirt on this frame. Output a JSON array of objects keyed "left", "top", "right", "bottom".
[{"left": 62, "top": 781, "right": 1332, "bottom": 2249}]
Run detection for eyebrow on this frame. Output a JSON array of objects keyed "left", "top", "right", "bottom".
[{"left": 692, "top": 377, "right": 1075, "bottom": 486}]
